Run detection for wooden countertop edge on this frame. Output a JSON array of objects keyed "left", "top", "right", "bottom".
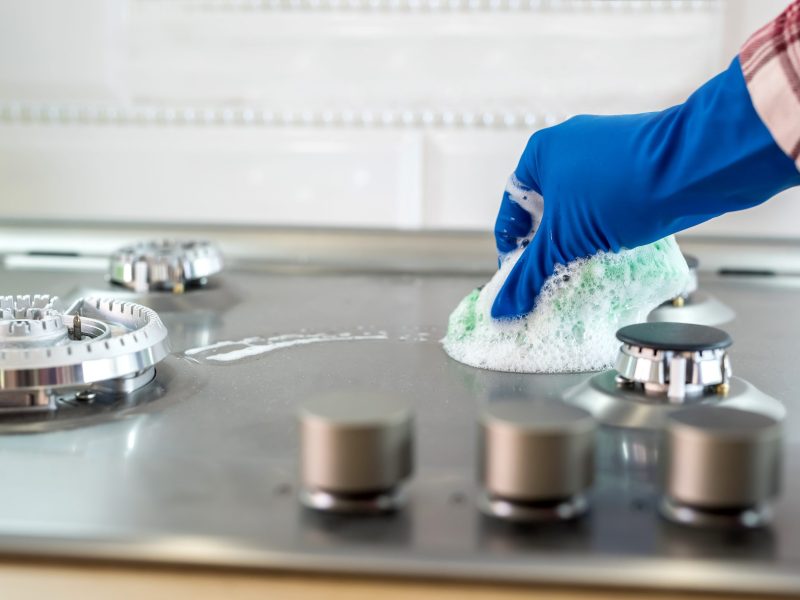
[{"left": 0, "top": 558, "right": 782, "bottom": 600}]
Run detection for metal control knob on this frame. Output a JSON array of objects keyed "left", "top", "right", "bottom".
[
  {"left": 660, "top": 406, "right": 782, "bottom": 529},
  {"left": 479, "top": 400, "right": 596, "bottom": 522},
  {"left": 299, "top": 392, "right": 413, "bottom": 514}
]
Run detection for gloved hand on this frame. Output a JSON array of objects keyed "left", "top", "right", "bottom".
[{"left": 492, "top": 57, "right": 800, "bottom": 319}]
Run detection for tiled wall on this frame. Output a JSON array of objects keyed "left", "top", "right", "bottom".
[{"left": 1, "top": 0, "right": 798, "bottom": 237}]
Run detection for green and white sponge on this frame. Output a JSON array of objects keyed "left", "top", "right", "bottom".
[{"left": 443, "top": 237, "right": 689, "bottom": 373}]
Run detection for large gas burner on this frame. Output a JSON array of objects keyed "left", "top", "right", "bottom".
[
  {"left": 565, "top": 321, "right": 784, "bottom": 429},
  {"left": 0, "top": 294, "right": 169, "bottom": 412},
  {"left": 109, "top": 240, "right": 223, "bottom": 294},
  {"left": 648, "top": 254, "right": 735, "bottom": 326}
]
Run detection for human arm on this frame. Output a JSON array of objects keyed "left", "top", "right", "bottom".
[{"left": 492, "top": 2, "right": 800, "bottom": 319}]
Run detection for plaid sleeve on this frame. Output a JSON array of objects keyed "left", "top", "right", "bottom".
[{"left": 740, "top": 1, "right": 800, "bottom": 170}]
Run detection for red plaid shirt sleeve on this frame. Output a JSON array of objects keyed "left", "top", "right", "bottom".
[{"left": 740, "top": 1, "right": 800, "bottom": 169}]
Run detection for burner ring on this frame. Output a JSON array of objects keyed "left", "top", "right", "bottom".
[{"left": 0, "top": 297, "right": 170, "bottom": 410}]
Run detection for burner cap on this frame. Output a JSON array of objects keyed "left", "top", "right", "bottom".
[{"left": 617, "top": 322, "right": 732, "bottom": 352}]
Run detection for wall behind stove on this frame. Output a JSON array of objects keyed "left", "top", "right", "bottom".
[{"left": 0, "top": 0, "right": 797, "bottom": 238}]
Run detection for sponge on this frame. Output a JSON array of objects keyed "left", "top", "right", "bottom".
[{"left": 442, "top": 237, "right": 689, "bottom": 373}]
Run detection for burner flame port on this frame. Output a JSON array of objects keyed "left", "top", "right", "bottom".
[{"left": 0, "top": 295, "right": 67, "bottom": 346}]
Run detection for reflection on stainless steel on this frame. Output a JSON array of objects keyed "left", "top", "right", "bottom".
[
  {"left": 478, "top": 512, "right": 593, "bottom": 555},
  {"left": 300, "top": 508, "right": 414, "bottom": 549},
  {"left": 0, "top": 361, "right": 184, "bottom": 434},
  {"left": 596, "top": 427, "right": 662, "bottom": 482},
  {"left": 660, "top": 406, "right": 782, "bottom": 529}
]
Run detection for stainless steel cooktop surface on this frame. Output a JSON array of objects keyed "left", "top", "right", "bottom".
[{"left": 0, "top": 232, "right": 799, "bottom": 595}]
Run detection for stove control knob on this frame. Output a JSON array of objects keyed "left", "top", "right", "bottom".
[
  {"left": 299, "top": 392, "right": 413, "bottom": 514},
  {"left": 660, "top": 406, "right": 782, "bottom": 528},
  {"left": 479, "top": 400, "right": 596, "bottom": 522}
]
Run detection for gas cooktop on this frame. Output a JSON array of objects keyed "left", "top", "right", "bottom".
[{"left": 0, "top": 230, "right": 798, "bottom": 596}]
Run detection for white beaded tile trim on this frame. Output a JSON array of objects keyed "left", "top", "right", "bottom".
[
  {"left": 138, "top": 0, "right": 721, "bottom": 13},
  {"left": 0, "top": 104, "right": 568, "bottom": 130}
]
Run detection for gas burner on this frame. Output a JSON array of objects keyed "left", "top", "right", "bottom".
[
  {"left": 615, "top": 322, "right": 731, "bottom": 400},
  {"left": 648, "top": 254, "right": 735, "bottom": 326},
  {"left": 0, "top": 295, "right": 170, "bottom": 412},
  {"left": 564, "top": 322, "right": 784, "bottom": 429},
  {"left": 109, "top": 240, "right": 223, "bottom": 294}
]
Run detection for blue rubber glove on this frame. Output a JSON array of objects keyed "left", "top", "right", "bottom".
[{"left": 492, "top": 57, "right": 800, "bottom": 319}]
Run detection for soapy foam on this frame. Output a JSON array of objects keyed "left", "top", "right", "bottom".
[{"left": 442, "top": 236, "right": 689, "bottom": 373}]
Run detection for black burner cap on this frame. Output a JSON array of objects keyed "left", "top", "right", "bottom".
[
  {"left": 616, "top": 322, "right": 732, "bottom": 352},
  {"left": 682, "top": 254, "right": 699, "bottom": 270}
]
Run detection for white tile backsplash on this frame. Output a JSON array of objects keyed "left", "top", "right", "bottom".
[
  {"left": 126, "top": 7, "right": 721, "bottom": 114},
  {"left": 0, "top": 124, "right": 424, "bottom": 227},
  {"left": 424, "top": 130, "right": 528, "bottom": 229},
  {"left": 1, "top": 0, "right": 797, "bottom": 240},
  {"left": 0, "top": 0, "right": 125, "bottom": 103}
]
